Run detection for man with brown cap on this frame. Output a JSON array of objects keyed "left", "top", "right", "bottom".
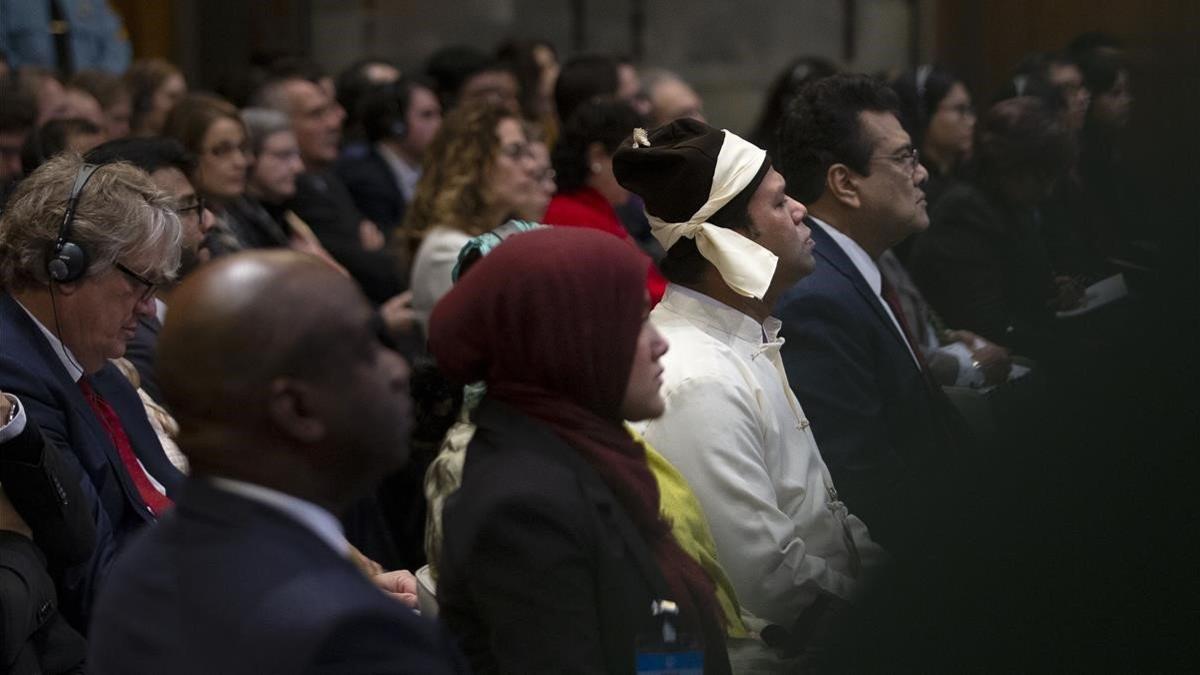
[
  {"left": 615, "top": 120, "right": 884, "bottom": 634},
  {"left": 87, "top": 251, "right": 467, "bottom": 674}
]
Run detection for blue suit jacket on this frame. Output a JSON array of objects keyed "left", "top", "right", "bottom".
[
  {"left": 0, "top": 293, "right": 183, "bottom": 630},
  {"left": 334, "top": 146, "right": 407, "bottom": 232},
  {"left": 88, "top": 479, "right": 468, "bottom": 675},
  {"left": 776, "top": 221, "right": 958, "bottom": 552}
]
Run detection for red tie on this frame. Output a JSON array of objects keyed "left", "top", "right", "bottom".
[
  {"left": 78, "top": 378, "right": 173, "bottom": 517},
  {"left": 879, "top": 275, "right": 930, "bottom": 373}
]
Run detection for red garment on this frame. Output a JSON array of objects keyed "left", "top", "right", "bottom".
[
  {"left": 78, "top": 378, "right": 173, "bottom": 517},
  {"left": 543, "top": 187, "right": 667, "bottom": 305},
  {"left": 429, "top": 228, "right": 726, "bottom": 660}
]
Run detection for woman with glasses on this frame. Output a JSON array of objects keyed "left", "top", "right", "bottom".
[
  {"left": 890, "top": 66, "right": 976, "bottom": 215},
  {"left": 407, "top": 101, "right": 546, "bottom": 331}
]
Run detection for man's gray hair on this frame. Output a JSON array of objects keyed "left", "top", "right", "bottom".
[
  {"left": 0, "top": 153, "right": 182, "bottom": 291},
  {"left": 241, "top": 107, "right": 292, "bottom": 155}
]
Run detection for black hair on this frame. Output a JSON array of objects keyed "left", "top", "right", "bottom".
[
  {"left": 554, "top": 54, "right": 620, "bottom": 124},
  {"left": 20, "top": 118, "right": 102, "bottom": 174},
  {"left": 1076, "top": 48, "right": 1124, "bottom": 97},
  {"left": 425, "top": 45, "right": 511, "bottom": 111},
  {"left": 85, "top": 136, "right": 197, "bottom": 175},
  {"left": 748, "top": 56, "right": 839, "bottom": 161},
  {"left": 335, "top": 58, "right": 398, "bottom": 123},
  {"left": 973, "top": 96, "right": 1075, "bottom": 193},
  {"left": 360, "top": 76, "right": 437, "bottom": 144},
  {"left": 777, "top": 73, "right": 901, "bottom": 205},
  {"left": 889, "top": 65, "right": 964, "bottom": 150},
  {"left": 496, "top": 38, "right": 557, "bottom": 121},
  {"left": 0, "top": 81, "right": 36, "bottom": 134},
  {"left": 551, "top": 99, "right": 641, "bottom": 192}
]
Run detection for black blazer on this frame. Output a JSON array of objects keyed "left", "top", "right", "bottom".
[
  {"left": 0, "top": 416, "right": 94, "bottom": 674},
  {"left": 334, "top": 147, "right": 407, "bottom": 232},
  {"left": 908, "top": 181, "right": 1060, "bottom": 360},
  {"left": 87, "top": 479, "right": 468, "bottom": 675},
  {"left": 776, "top": 220, "right": 959, "bottom": 553},
  {"left": 440, "top": 398, "right": 686, "bottom": 675},
  {"left": 288, "top": 170, "right": 405, "bottom": 304},
  {"left": 0, "top": 293, "right": 184, "bottom": 630}
]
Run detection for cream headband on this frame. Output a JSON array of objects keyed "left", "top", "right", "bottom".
[{"left": 642, "top": 130, "right": 778, "bottom": 299}]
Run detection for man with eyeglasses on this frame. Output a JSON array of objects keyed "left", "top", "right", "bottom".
[
  {"left": 0, "top": 153, "right": 185, "bottom": 632},
  {"left": 86, "top": 137, "right": 217, "bottom": 406},
  {"left": 775, "top": 74, "right": 969, "bottom": 557}
]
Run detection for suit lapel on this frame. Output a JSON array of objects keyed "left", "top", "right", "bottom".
[
  {"left": 809, "top": 219, "right": 914, "bottom": 358},
  {"left": 93, "top": 364, "right": 184, "bottom": 494}
]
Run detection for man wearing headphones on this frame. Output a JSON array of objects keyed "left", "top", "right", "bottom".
[
  {"left": 0, "top": 153, "right": 184, "bottom": 632},
  {"left": 335, "top": 77, "right": 443, "bottom": 232}
]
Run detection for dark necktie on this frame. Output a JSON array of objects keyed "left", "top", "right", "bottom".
[
  {"left": 78, "top": 377, "right": 173, "bottom": 517},
  {"left": 879, "top": 275, "right": 930, "bottom": 373}
]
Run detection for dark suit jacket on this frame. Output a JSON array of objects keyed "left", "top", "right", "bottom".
[
  {"left": 123, "top": 313, "right": 162, "bottom": 405},
  {"left": 908, "top": 181, "right": 1060, "bottom": 360},
  {"left": 289, "top": 169, "right": 405, "bottom": 304},
  {"left": 87, "top": 479, "right": 467, "bottom": 674},
  {"left": 0, "top": 416, "right": 93, "bottom": 674},
  {"left": 334, "top": 146, "right": 407, "bottom": 232},
  {"left": 440, "top": 399, "right": 676, "bottom": 674},
  {"left": 776, "top": 220, "right": 958, "bottom": 553},
  {"left": 0, "top": 293, "right": 184, "bottom": 630}
]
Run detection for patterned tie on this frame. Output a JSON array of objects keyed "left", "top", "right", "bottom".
[
  {"left": 879, "top": 274, "right": 930, "bottom": 373},
  {"left": 78, "top": 377, "right": 173, "bottom": 517}
]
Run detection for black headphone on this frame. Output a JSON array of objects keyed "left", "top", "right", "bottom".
[{"left": 46, "top": 163, "right": 101, "bottom": 283}]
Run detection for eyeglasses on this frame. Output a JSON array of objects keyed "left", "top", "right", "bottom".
[
  {"left": 174, "top": 196, "right": 206, "bottom": 221},
  {"left": 871, "top": 147, "right": 922, "bottom": 174},
  {"left": 113, "top": 261, "right": 158, "bottom": 302},
  {"left": 498, "top": 142, "right": 534, "bottom": 161},
  {"left": 939, "top": 102, "right": 975, "bottom": 117}
]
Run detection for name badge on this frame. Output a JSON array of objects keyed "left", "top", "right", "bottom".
[{"left": 635, "top": 648, "right": 703, "bottom": 675}]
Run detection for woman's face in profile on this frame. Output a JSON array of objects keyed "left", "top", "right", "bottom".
[
  {"left": 486, "top": 118, "right": 543, "bottom": 218},
  {"left": 619, "top": 296, "right": 669, "bottom": 421}
]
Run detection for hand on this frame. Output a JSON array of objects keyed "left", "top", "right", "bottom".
[
  {"left": 0, "top": 393, "right": 10, "bottom": 426},
  {"left": 379, "top": 291, "right": 416, "bottom": 338},
  {"left": 947, "top": 330, "right": 1011, "bottom": 385},
  {"left": 372, "top": 569, "right": 419, "bottom": 608},
  {"left": 0, "top": 485, "right": 32, "bottom": 538},
  {"left": 1050, "top": 275, "right": 1086, "bottom": 311},
  {"left": 348, "top": 544, "right": 384, "bottom": 577},
  {"left": 359, "top": 220, "right": 386, "bottom": 252}
]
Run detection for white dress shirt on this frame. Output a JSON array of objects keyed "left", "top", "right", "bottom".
[
  {"left": 810, "top": 216, "right": 921, "bottom": 368},
  {"left": 633, "top": 284, "right": 884, "bottom": 626},
  {"left": 208, "top": 477, "right": 350, "bottom": 557}
]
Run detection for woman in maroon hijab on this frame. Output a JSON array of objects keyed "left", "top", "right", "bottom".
[{"left": 428, "top": 227, "right": 730, "bottom": 674}]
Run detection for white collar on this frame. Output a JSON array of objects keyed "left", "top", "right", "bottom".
[
  {"left": 154, "top": 297, "right": 168, "bottom": 325},
  {"left": 810, "top": 216, "right": 882, "bottom": 296},
  {"left": 208, "top": 476, "right": 350, "bottom": 557},
  {"left": 15, "top": 298, "right": 84, "bottom": 382},
  {"left": 661, "top": 284, "right": 782, "bottom": 344}
]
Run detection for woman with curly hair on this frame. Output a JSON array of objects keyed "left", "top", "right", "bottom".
[{"left": 407, "top": 101, "right": 545, "bottom": 329}]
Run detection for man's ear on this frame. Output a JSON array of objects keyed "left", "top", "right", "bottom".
[
  {"left": 266, "top": 378, "right": 325, "bottom": 444},
  {"left": 826, "top": 164, "right": 862, "bottom": 209}
]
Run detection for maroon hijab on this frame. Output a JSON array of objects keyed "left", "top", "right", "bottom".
[{"left": 429, "top": 228, "right": 727, "bottom": 664}]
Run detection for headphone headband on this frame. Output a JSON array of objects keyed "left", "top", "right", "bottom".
[{"left": 47, "top": 162, "right": 101, "bottom": 283}]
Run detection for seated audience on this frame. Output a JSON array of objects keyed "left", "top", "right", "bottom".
[
  {"left": 909, "top": 97, "right": 1079, "bottom": 362},
  {"left": 496, "top": 38, "right": 560, "bottom": 140},
  {"left": 0, "top": 155, "right": 185, "bottom": 630},
  {"left": 335, "top": 77, "right": 443, "bottom": 232},
  {"left": 0, "top": 82, "right": 37, "bottom": 202},
  {"left": 615, "top": 119, "right": 884, "bottom": 633},
  {"left": 253, "top": 74, "right": 406, "bottom": 304},
  {"left": 543, "top": 99, "right": 666, "bottom": 303},
  {"left": 123, "top": 58, "right": 187, "bottom": 137},
  {"left": 87, "top": 251, "right": 467, "bottom": 674},
  {"left": 333, "top": 56, "right": 402, "bottom": 144},
  {"left": 429, "top": 227, "right": 732, "bottom": 673},
  {"left": 20, "top": 117, "right": 105, "bottom": 173},
  {"left": 407, "top": 102, "right": 544, "bottom": 328},
  {"left": 14, "top": 66, "right": 68, "bottom": 125},
  {"left": 774, "top": 74, "right": 971, "bottom": 552}
]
